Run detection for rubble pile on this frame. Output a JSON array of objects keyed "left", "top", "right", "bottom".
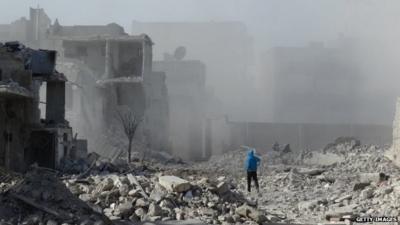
[
  {"left": 203, "top": 138, "right": 400, "bottom": 223},
  {"left": 197, "top": 145, "right": 300, "bottom": 178},
  {"left": 0, "top": 167, "right": 22, "bottom": 193},
  {"left": 2, "top": 137, "right": 400, "bottom": 224},
  {"left": 0, "top": 167, "right": 112, "bottom": 225},
  {"left": 0, "top": 162, "right": 269, "bottom": 224},
  {"left": 62, "top": 165, "right": 268, "bottom": 224}
]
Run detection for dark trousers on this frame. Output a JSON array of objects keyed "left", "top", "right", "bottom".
[{"left": 247, "top": 171, "right": 259, "bottom": 192}]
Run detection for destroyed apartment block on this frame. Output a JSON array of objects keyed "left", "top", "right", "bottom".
[
  {"left": 0, "top": 41, "right": 86, "bottom": 172},
  {"left": 61, "top": 35, "right": 153, "bottom": 83},
  {"left": 60, "top": 35, "right": 152, "bottom": 131},
  {"left": 1, "top": 6, "right": 171, "bottom": 157},
  {"left": 57, "top": 35, "right": 169, "bottom": 155}
]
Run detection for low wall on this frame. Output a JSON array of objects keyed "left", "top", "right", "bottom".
[{"left": 228, "top": 122, "right": 391, "bottom": 153}]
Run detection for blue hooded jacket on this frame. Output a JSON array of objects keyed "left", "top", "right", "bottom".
[{"left": 245, "top": 149, "right": 260, "bottom": 172}]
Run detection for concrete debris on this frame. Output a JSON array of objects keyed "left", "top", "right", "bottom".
[
  {"left": 325, "top": 204, "right": 357, "bottom": 221},
  {"left": 0, "top": 167, "right": 112, "bottom": 224},
  {"left": 0, "top": 158, "right": 257, "bottom": 224},
  {"left": 360, "top": 188, "right": 374, "bottom": 200},
  {"left": 235, "top": 204, "right": 267, "bottom": 223},
  {"left": 215, "top": 182, "right": 230, "bottom": 195},
  {"left": 353, "top": 182, "right": 370, "bottom": 191},
  {"left": 195, "top": 138, "right": 400, "bottom": 223},
  {"left": 158, "top": 176, "right": 191, "bottom": 193},
  {"left": 359, "top": 172, "right": 388, "bottom": 184},
  {"left": 2, "top": 136, "right": 400, "bottom": 224}
]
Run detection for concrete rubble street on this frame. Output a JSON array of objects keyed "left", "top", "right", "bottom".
[
  {"left": 194, "top": 137, "right": 400, "bottom": 224},
  {"left": 1, "top": 137, "right": 400, "bottom": 225},
  {"left": 3, "top": 3, "right": 400, "bottom": 225},
  {"left": 0, "top": 150, "right": 253, "bottom": 225}
]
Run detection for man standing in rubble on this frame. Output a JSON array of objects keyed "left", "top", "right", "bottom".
[{"left": 242, "top": 146, "right": 261, "bottom": 193}]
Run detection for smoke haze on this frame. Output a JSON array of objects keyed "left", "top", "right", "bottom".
[{"left": 2, "top": 0, "right": 400, "bottom": 125}]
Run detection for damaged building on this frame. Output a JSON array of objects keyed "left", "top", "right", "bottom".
[
  {"left": 61, "top": 35, "right": 152, "bottom": 117},
  {"left": 153, "top": 54, "right": 208, "bottom": 160},
  {"left": 0, "top": 7, "right": 170, "bottom": 155},
  {"left": 57, "top": 35, "right": 170, "bottom": 155},
  {"left": 0, "top": 42, "right": 85, "bottom": 172},
  {"left": 0, "top": 7, "right": 220, "bottom": 159}
]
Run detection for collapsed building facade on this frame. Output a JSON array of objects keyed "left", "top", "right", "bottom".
[
  {"left": 0, "top": 42, "right": 85, "bottom": 172},
  {"left": 0, "top": 7, "right": 233, "bottom": 161},
  {"left": 57, "top": 35, "right": 170, "bottom": 155},
  {"left": 0, "top": 7, "right": 170, "bottom": 156}
]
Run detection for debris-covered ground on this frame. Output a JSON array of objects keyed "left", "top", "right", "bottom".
[
  {"left": 1, "top": 138, "right": 400, "bottom": 225},
  {"left": 0, "top": 156, "right": 260, "bottom": 225},
  {"left": 197, "top": 138, "right": 400, "bottom": 224}
]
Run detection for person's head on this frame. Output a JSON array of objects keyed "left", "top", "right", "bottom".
[{"left": 247, "top": 148, "right": 256, "bottom": 157}]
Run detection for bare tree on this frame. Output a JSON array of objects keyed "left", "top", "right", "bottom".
[{"left": 116, "top": 108, "right": 140, "bottom": 163}]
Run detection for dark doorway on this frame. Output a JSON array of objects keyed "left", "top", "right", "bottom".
[{"left": 28, "top": 130, "right": 56, "bottom": 169}]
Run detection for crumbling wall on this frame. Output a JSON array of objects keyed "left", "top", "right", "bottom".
[
  {"left": 0, "top": 99, "right": 30, "bottom": 171},
  {"left": 58, "top": 36, "right": 157, "bottom": 157},
  {"left": 0, "top": 48, "right": 33, "bottom": 171},
  {"left": 0, "top": 42, "right": 83, "bottom": 171},
  {"left": 388, "top": 97, "right": 400, "bottom": 166},
  {"left": 229, "top": 121, "right": 391, "bottom": 153},
  {"left": 63, "top": 41, "right": 106, "bottom": 75}
]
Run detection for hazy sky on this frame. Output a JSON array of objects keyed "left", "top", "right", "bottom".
[
  {"left": 1, "top": 0, "right": 400, "bottom": 124},
  {"left": 1, "top": 0, "right": 399, "bottom": 49}
]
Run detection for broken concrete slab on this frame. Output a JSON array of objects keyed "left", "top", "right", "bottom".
[
  {"left": 158, "top": 176, "right": 191, "bottom": 193},
  {"left": 235, "top": 204, "right": 267, "bottom": 223},
  {"left": 359, "top": 173, "right": 385, "bottom": 184},
  {"left": 325, "top": 204, "right": 357, "bottom": 220},
  {"left": 298, "top": 200, "right": 318, "bottom": 211},
  {"left": 149, "top": 185, "right": 168, "bottom": 203}
]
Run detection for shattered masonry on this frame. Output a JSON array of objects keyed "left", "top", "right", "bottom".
[
  {"left": 58, "top": 35, "right": 161, "bottom": 156},
  {"left": 0, "top": 42, "right": 86, "bottom": 172}
]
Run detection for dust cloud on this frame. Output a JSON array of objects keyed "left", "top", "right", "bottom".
[{"left": 1, "top": 0, "right": 399, "bottom": 157}]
